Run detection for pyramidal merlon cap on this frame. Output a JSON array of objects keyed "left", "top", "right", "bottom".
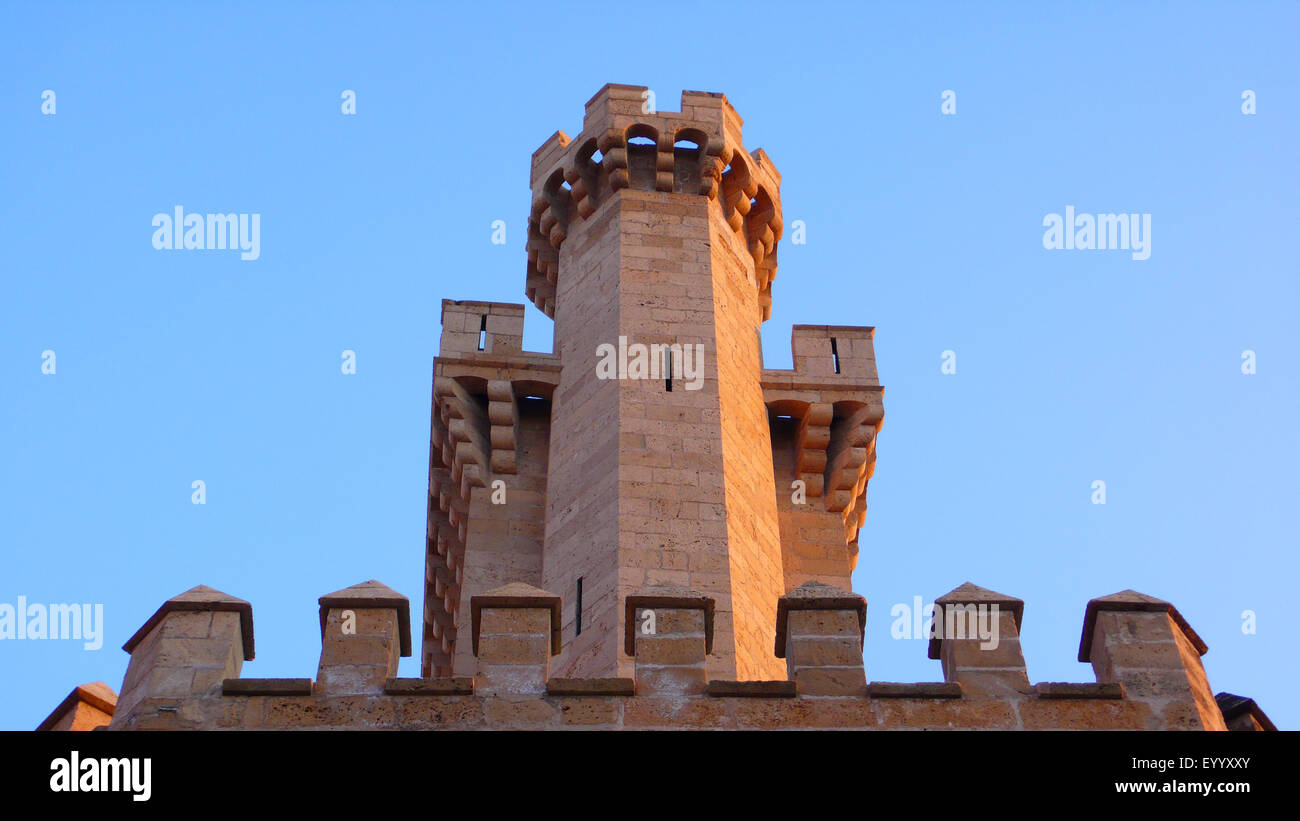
[
  {"left": 927, "top": 582, "right": 1024, "bottom": 659},
  {"left": 775, "top": 581, "right": 866, "bottom": 658},
  {"left": 318, "top": 580, "right": 412, "bottom": 657},
  {"left": 122, "top": 584, "right": 255, "bottom": 660},
  {"left": 625, "top": 585, "right": 716, "bottom": 656},
  {"left": 35, "top": 681, "right": 118, "bottom": 732},
  {"left": 470, "top": 582, "right": 562, "bottom": 656},
  {"left": 1078, "top": 589, "right": 1206, "bottom": 662}
]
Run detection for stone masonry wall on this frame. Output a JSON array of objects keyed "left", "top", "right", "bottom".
[
  {"left": 543, "top": 191, "right": 629, "bottom": 678},
  {"left": 105, "top": 582, "right": 1237, "bottom": 732},
  {"left": 709, "top": 200, "right": 786, "bottom": 681}
]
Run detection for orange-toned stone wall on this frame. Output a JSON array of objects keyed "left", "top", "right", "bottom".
[
  {"left": 611, "top": 191, "right": 737, "bottom": 678},
  {"left": 48, "top": 702, "right": 113, "bottom": 731},
  {"left": 103, "top": 584, "right": 1240, "bottom": 732},
  {"left": 543, "top": 193, "right": 627, "bottom": 677},
  {"left": 1087, "top": 609, "right": 1228, "bottom": 731},
  {"left": 451, "top": 405, "right": 549, "bottom": 676},
  {"left": 119, "top": 684, "right": 1164, "bottom": 731},
  {"left": 111, "top": 609, "right": 245, "bottom": 727},
  {"left": 771, "top": 418, "right": 854, "bottom": 592},
  {"left": 764, "top": 325, "right": 883, "bottom": 593},
  {"left": 425, "top": 299, "right": 559, "bottom": 677},
  {"left": 708, "top": 202, "right": 786, "bottom": 681},
  {"left": 540, "top": 186, "right": 789, "bottom": 681}
]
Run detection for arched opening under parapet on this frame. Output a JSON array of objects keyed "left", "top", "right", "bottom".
[
  {"left": 766, "top": 398, "right": 811, "bottom": 418},
  {"left": 673, "top": 128, "right": 707, "bottom": 194},
  {"left": 576, "top": 138, "right": 601, "bottom": 179},
  {"left": 766, "top": 399, "right": 812, "bottom": 486},
  {"left": 721, "top": 151, "right": 750, "bottom": 189},
  {"left": 575, "top": 138, "right": 604, "bottom": 215},
  {"left": 747, "top": 186, "right": 777, "bottom": 265},
  {"left": 721, "top": 152, "right": 754, "bottom": 227},
  {"left": 625, "top": 124, "right": 659, "bottom": 190},
  {"left": 512, "top": 379, "right": 556, "bottom": 402},
  {"left": 543, "top": 169, "right": 572, "bottom": 238}
]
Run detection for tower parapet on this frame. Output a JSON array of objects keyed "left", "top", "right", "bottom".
[
  {"left": 763, "top": 325, "right": 885, "bottom": 591},
  {"left": 526, "top": 84, "right": 783, "bottom": 321},
  {"left": 423, "top": 299, "right": 559, "bottom": 677}
]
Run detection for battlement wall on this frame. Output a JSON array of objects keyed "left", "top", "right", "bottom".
[
  {"left": 761, "top": 325, "right": 885, "bottom": 590},
  {"left": 525, "top": 85, "right": 782, "bottom": 321},
  {"left": 427, "top": 299, "right": 559, "bottom": 676},
  {"left": 105, "top": 581, "right": 1231, "bottom": 731}
]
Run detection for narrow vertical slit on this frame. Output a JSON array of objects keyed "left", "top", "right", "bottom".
[
  {"left": 575, "top": 577, "right": 584, "bottom": 636},
  {"left": 477, "top": 315, "right": 487, "bottom": 351},
  {"left": 665, "top": 348, "right": 673, "bottom": 391},
  {"left": 830, "top": 337, "right": 841, "bottom": 374}
]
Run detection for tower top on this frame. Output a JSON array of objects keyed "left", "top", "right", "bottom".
[{"left": 525, "top": 85, "right": 783, "bottom": 320}]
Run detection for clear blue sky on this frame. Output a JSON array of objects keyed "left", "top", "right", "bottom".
[{"left": 2, "top": 1, "right": 1295, "bottom": 730}]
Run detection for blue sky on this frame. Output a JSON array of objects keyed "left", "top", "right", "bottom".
[{"left": 2, "top": 1, "right": 1295, "bottom": 730}]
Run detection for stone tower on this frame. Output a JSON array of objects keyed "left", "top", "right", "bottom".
[
  {"left": 422, "top": 85, "right": 884, "bottom": 682},
  {"left": 80, "top": 85, "right": 1261, "bottom": 733}
]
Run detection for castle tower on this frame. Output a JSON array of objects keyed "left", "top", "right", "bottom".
[
  {"left": 87, "top": 85, "right": 1263, "bottom": 734},
  {"left": 423, "top": 86, "right": 884, "bottom": 682}
]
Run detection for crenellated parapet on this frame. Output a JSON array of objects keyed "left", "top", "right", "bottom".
[
  {"left": 102, "top": 581, "right": 1260, "bottom": 731},
  {"left": 764, "top": 325, "right": 885, "bottom": 586},
  {"left": 525, "top": 84, "right": 783, "bottom": 320},
  {"left": 424, "top": 299, "right": 559, "bottom": 676}
]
